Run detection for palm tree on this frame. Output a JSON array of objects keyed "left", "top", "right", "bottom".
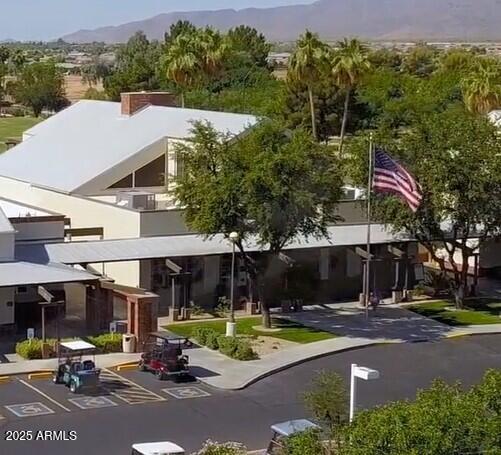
[
  {"left": 198, "top": 28, "right": 228, "bottom": 82},
  {"left": 331, "top": 38, "right": 371, "bottom": 154},
  {"left": 164, "top": 34, "right": 200, "bottom": 108},
  {"left": 288, "top": 30, "right": 328, "bottom": 140},
  {"left": 462, "top": 58, "right": 501, "bottom": 115}
]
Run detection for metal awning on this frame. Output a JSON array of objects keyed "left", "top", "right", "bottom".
[
  {"left": 15, "top": 224, "right": 411, "bottom": 266},
  {"left": 0, "top": 261, "right": 99, "bottom": 287}
]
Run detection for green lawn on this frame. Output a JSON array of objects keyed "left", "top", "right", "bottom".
[
  {"left": 165, "top": 316, "right": 336, "bottom": 344},
  {"left": 409, "top": 299, "right": 501, "bottom": 326},
  {"left": 0, "top": 117, "right": 41, "bottom": 152}
]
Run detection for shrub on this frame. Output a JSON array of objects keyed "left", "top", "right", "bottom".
[
  {"left": 217, "top": 336, "right": 257, "bottom": 361},
  {"left": 15, "top": 338, "right": 61, "bottom": 359},
  {"left": 16, "top": 339, "right": 44, "bottom": 360},
  {"left": 234, "top": 338, "right": 258, "bottom": 361},
  {"left": 193, "top": 327, "right": 215, "bottom": 346},
  {"left": 283, "top": 428, "right": 324, "bottom": 455},
  {"left": 87, "top": 333, "right": 122, "bottom": 353},
  {"left": 192, "top": 440, "right": 247, "bottom": 455},
  {"left": 214, "top": 298, "right": 231, "bottom": 318},
  {"left": 205, "top": 330, "right": 220, "bottom": 350}
]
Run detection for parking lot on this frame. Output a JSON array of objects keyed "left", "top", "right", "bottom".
[{"left": 0, "top": 366, "right": 216, "bottom": 422}]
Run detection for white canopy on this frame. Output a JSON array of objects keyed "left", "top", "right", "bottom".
[{"left": 132, "top": 441, "right": 185, "bottom": 455}]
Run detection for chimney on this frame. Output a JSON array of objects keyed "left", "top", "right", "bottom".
[{"left": 121, "top": 91, "right": 178, "bottom": 116}]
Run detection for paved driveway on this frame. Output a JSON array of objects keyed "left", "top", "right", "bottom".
[{"left": 283, "top": 305, "right": 453, "bottom": 342}]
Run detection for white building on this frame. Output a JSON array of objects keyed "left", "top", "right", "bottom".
[{"left": 0, "top": 92, "right": 420, "bottom": 332}]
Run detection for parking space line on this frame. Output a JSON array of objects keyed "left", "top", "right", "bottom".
[
  {"left": 99, "top": 369, "right": 166, "bottom": 405},
  {"left": 18, "top": 379, "right": 71, "bottom": 412}
]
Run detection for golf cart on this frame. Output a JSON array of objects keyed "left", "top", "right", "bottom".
[
  {"left": 266, "top": 419, "right": 320, "bottom": 454},
  {"left": 138, "top": 332, "right": 192, "bottom": 381},
  {"left": 131, "top": 441, "right": 184, "bottom": 455},
  {"left": 53, "top": 340, "right": 101, "bottom": 393}
]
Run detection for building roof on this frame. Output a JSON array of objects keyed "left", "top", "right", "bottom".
[
  {"left": 0, "top": 100, "right": 258, "bottom": 194},
  {"left": 0, "top": 261, "right": 98, "bottom": 287},
  {"left": 0, "top": 197, "right": 57, "bottom": 219},
  {"left": 16, "top": 224, "right": 411, "bottom": 265}
]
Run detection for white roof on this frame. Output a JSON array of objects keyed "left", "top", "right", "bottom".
[
  {"left": 0, "top": 208, "right": 14, "bottom": 234},
  {"left": 60, "top": 340, "right": 96, "bottom": 351},
  {"left": 0, "top": 198, "right": 56, "bottom": 218},
  {"left": 16, "top": 224, "right": 411, "bottom": 265},
  {"left": 0, "top": 261, "right": 98, "bottom": 287},
  {"left": 0, "top": 100, "right": 258, "bottom": 194},
  {"left": 131, "top": 442, "right": 185, "bottom": 455}
]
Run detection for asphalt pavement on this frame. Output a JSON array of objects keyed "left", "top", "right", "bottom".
[{"left": 0, "top": 334, "right": 500, "bottom": 455}]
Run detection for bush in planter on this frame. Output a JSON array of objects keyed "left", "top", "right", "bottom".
[
  {"left": 192, "top": 439, "right": 247, "bottom": 455},
  {"left": 217, "top": 336, "right": 257, "bottom": 361},
  {"left": 283, "top": 428, "right": 324, "bottom": 455},
  {"left": 205, "top": 330, "right": 220, "bottom": 350},
  {"left": 193, "top": 327, "right": 216, "bottom": 346},
  {"left": 87, "top": 333, "right": 122, "bottom": 353},
  {"left": 15, "top": 338, "right": 60, "bottom": 359}
]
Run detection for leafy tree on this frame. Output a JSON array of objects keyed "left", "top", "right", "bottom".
[
  {"left": 303, "top": 371, "right": 348, "bottom": 450},
  {"left": 368, "top": 47, "right": 402, "bottom": 71},
  {"left": 83, "top": 87, "right": 108, "bottom": 100},
  {"left": 331, "top": 38, "right": 371, "bottom": 154},
  {"left": 198, "top": 28, "right": 228, "bottom": 86},
  {"left": 347, "top": 107, "right": 501, "bottom": 307},
  {"left": 462, "top": 57, "right": 501, "bottom": 114},
  {"left": 401, "top": 43, "right": 439, "bottom": 78},
  {"left": 283, "top": 428, "right": 325, "bottom": 455},
  {"left": 0, "top": 46, "right": 9, "bottom": 102},
  {"left": 164, "top": 20, "right": 197, "bottom": 46},
  {"left": 81, "top": 64, "right": 98, "bottom": 87},
  {"left": 104, "top": 32, "right": 162, "bottom": 100},
  {"left": 341, "top": 371, "right": 501, "bottom": 454},
  {"left": 226, "top": 25, "right": 271, "bottom": 68},
  {"left": 288, "top": 30, "right": 328, "bottom": 140},
  {"left": 11, "top": 62, "right": 69, "bottom": 116},
  {"left": 173, "top": 121, "right": 343, "bottom": 328}
]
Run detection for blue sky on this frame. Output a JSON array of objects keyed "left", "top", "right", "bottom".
[{"left": 1, "top": 0, "right": 315, "bottom": 41}]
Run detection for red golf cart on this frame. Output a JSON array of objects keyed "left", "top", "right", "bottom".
[{"left": 138, "top": 332, "right": 192, "bottom": 381}]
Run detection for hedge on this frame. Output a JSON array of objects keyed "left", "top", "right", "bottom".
[
  {"left": 86, "top": 333, "right": 122, "bottom": 353},
  {"left": 217, "top": 336, "right": 257, "bottom": 361},
  {"left": 16, "top": 338, "right": 57, "bottom": 360}
]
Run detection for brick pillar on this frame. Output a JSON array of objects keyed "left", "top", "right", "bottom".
[
  {"left": 85, "top": 284, "right": 113, "bottom": 332},
  {"left": 127, "top": 294, "right": 159, "bottom": 350}
]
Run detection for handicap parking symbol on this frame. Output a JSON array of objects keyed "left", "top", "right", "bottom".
[
  {"left": 163, "top": 386, "right": 211, "bottom": 400},
  {"left": 5, "top": 402, "right": 55, "bottom": 418},
  {"left": 68, "top": 396, "right": 117, "bottom": 410}
]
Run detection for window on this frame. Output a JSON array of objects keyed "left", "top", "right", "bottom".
[
  {"left": 135, "top": 155, "right": 166, "bottom": 187},
  {"left": 109, "top": 174, "right": 133, "bottom": 189}
]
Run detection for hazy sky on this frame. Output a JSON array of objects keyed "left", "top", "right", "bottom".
[{"left": 1, "top": 0, "right": 316, "bottom": 41}]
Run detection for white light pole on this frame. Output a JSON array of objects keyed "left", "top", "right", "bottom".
[
  {"left": 226, "top": 231, "right": 239, "bottom": 337},
  {"left": 349, "top": 363, "right": 380, "bottom": 422}
]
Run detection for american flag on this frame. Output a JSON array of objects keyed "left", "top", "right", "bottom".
[{"left": 373, "top": 148, "right": 422, "bottom": 212}]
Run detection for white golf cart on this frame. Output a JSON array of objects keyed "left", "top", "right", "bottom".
[
  {"left": 131, "top": 441, "right": 185, "bottom": 455},
  {"left": 266, "top": 419, "right": 320, "bottom": 454}
]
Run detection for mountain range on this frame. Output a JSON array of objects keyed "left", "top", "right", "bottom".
[{"left": 62, "top": 0, "right": 501, "bottom": 43}]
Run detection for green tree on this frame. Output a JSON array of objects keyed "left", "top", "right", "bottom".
[
  {"left": 462, "top": 57, "right": 501, "bottom": 115},
  {"left": 104, "top": 32, "right": 162, "bottom": 100},
  {"left": 173, "top": 121, "right": 343, "bottom": 328},
  {"left": 164, "top": 20, "right": 197, "bottom": 46},
  {"left": 341, "top": 371, "right": 501, "bottom": 455},
  {"left": 81, "top": 64, "right": 98, "bottom": 87},
  {"left": 303, "top": 371, "right": 348, "bottom": 450},
  {"left": 402, "top": 43, "right": 439, "bottom": 78},
  {"left": 12, "top": 62, "right": 69, "bottom": 116},
  {"left": 198, "top": 28, "right": 228, "bottom": 86},
  {"left": 347, "top": 108, "right": 501, "bottom": 307},
  {"left": 288, "top": 30, "right": 328, "bottom": 140},
  {"left": 226, "top": 25, "right": 271, "bottom": 68},
  {"left": 331, "top": 38, "right": 371, "bottom": 154}
]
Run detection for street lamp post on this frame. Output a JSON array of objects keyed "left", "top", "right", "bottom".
[
  {"left": 226, "top": 231, "right": 239, "bottom": 337},
  {"left": 349, "top": 363, "right": 380, "bottom": 422}
]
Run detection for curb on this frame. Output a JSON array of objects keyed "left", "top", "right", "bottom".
[
  {"left": 201, "top": 340, "right": 401, "bottom": 391},
  {"left": 28, "top": 371, "right": 53, "bottom": 380}
]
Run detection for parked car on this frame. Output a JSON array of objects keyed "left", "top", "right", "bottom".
[{"left": 266, "top": 419, "right": 320, "bottom": 454}]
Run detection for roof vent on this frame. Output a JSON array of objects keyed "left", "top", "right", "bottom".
[{"left": 121, "top": 91, "right": 178, "bottom": 116}]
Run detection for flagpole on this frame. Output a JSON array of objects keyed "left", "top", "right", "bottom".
[{"left": 365, "top": 133, "right": 374, "bottom": 316}]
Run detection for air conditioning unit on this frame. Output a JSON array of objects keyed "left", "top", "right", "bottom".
[{"left": 116, "top": 191, "right": 156, "bottom": 211}]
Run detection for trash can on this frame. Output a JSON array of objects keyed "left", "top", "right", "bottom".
[{"left": 122, "top": 334, "right": 136, "bottom": 353}]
